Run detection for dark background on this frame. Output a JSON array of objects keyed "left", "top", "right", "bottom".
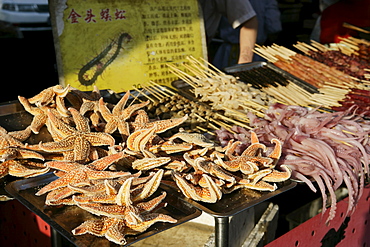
[{"left": 0, "top": 0, "right": 319, "bottom": 103}]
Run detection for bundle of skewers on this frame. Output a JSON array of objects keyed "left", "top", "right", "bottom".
[
  {"left": 131, "top": 81, "right": 252, "bottom": 134},
  {"left": 338, "top": 36, "right": 370, "bottom": 63},
  {"left": 294, "top": 39, "right": 370, "bottom": 82},
  {"left": 167, "top": 56, "right": 328, "bottom": 121},
  {"left": 254, "top": 43, "right": 370, "bottom": 114}
]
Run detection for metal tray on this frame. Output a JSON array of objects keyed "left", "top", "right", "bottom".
[
  {"left": 224, "top": 61, "right": 319, "bottom": 94},
  {"left": 160, "top": 180, "right": 296, "bottom": 218},
  {"left": 5, "top": 173, "right": 202, "bottom": 247}
]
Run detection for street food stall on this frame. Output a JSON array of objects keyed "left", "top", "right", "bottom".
[{"left": 0, "top": 1, "right": 370, "bottom": 247}]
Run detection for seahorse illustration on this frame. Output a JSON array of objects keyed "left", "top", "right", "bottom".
[{"left": 78, "top": 33, "right": 132, "bottom": 86}]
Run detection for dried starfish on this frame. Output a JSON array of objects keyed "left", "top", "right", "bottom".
[
  {"left": 72, "top": 217, "right": 128, "bottom": 245},
  {"left": 99, "top": 91, "right": 150, "bottom": 139},
  {"left": 172, "top": 172, "right": 222, "bottom": 203},
  {"left": 0, "top": 159, "right": 49, "bottom": 179},
  {"left": 0, "top": 147, "right": 44, "bottom": 162},
  {"left": 131, "top": 157, "right": 171, "bottom": 170},
  {"left": 78, "top": 86, "right": 102, "bottom": 127},
  {"left": 0, "top": 125, "right": 32, "bottom": 142},
  {"left": 126, "top": 126, "right": 158, "bottom": 158},
  {"left": 184, "top": 153, "right": 236, "bottom": 184},
  {"left": 36, "top": 152, "right": 130, "bottom": 196},
  {"left": 73, "top": 177, "right": 134, "bottom": 205},
  {"left": 28, "top": 85, "right": 68, "bottom": 105},
  {"left": 0, "top": 125, "right": 27, "bottom": 148},
  {"left": 26, "top": 84, "right": 71, "bottom": 117},
  {"left": 168, "top": 129, "right": 215, "bottom": 148},
  {"left": 262, "top": 165, "right": 292, "bottom": 182},
  {"left": 39, "top": 108, "right": 115, "bottom": 163},
  {"left": 149, "top": 141, "right": 193, "bottom": 154},
  {"left": 72, "top": 212, "right": 177, "bottom": 245},
  {"left": 129, "top": 114, "right": 188, "bottom": 134}
]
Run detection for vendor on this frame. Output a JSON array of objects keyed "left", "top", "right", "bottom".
[{"left": 198, "top": 0, "right": 258, "bottom": 64}]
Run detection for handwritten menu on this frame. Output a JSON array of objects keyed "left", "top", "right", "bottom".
[{"left": 50, "top": 0, "right": 206, "bottom": 93}]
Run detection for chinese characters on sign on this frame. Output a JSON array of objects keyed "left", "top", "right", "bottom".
[
  {"left": 67, "top": 8, "right": 127, "bottom": 23},
  {"left": 142, "top": 5, "right": 202, "bottom": 85},
  {"left": 54, "top": 0, "right": 205, "bottom": 92}
]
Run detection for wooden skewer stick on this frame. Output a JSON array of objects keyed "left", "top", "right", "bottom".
[
  {"left": 167, "top": 63, "right": 198, "bottom": 88},
  {"left": 196, "top": 126, "right": 215, "bottom": 135},
  {"left": 198, "top": 56, "right": 226, "bottom": 76},
  {"left": 129, "top": 92, "right": 144, "bottom": 104},
  {"left": 343, "top": 22, "right": 370, "bottom": 34},
  {"left": 147, "top": 81, "right": 173, "bottom": 98},
  {"left": 220, "top": 106, "right": 251, "bottom": 122},
  {"left": 209, "top": 118, "right": 236, "bottom": 133},
  {"left": 215, "top": 113, "right": 252, "bottom": 129},
  {"left": 132, "top": 85, "right": 157, "bottom": 103},
  {"left": 142, "top": 85, "right": 163, "bottom": 101}
]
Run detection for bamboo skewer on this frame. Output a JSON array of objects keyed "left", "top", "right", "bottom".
[
  {"left": 343, "top": 22, "right": 370, "bottom": 34},
  {"left": 132, "top": 85, "right": 157, "bottom": 103}
]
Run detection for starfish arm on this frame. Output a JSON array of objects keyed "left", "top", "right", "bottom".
[
  {"left": 131, "top": 157, "right": 171, "bottom": 171},
  {"left": 8, "top": 126, "right": 32, "bottom": 142},
  {"left": 74, "top": 202, "right": 128, "bottom": 218},
  {"left": 45, "top": 187, "right": 77, "bottom": 204},
  {"left": 46, "top": 109, "right": 77, "bottom": 137},
  {"left": 84, "top": 132, "right": 115, "bottom": 146},
  {"left": 45, "top": 160, "right": 83, "bottom": 172},
  {"left": 39, "top": 136, "right": 76, "bottom": 152},
  {"left": 135, "top": 191, "right": 167, "bottom": 212},
  {"left": 98, "top": 98, "right": 114, "bottom": 122},
  {"left": 126, "top": 213, "right": 177, "bottom": 233},
  {"left": 117, "top": 121, "right": 130, "bottom": 139},
  {"left": 73, "top": 192, "right": 116, "bottom": 204},
  {"left": 68, "top": 182, "right": 106, "bottom": 194},
  {"left": 121, "top": 100, "right": 150, "bottom": 120},
  {"left": 53, "top": 84, "right": 71, "bottom": 98},
  {"left": 30, "top": 114, "right": 48, "bottom": 134},
  {"left": 73, "top": 135, "right": 91, "bottom": 162},
  {"left": 36, "top": 171, "right": 88, "bottom": 196},
  {"left": 247, "top": 169, "right": 272, "bottom": 184},
  {"left": 79, "top": 100, "right": 95, "bottom": 115},
  {"left": 242, "top": 180, "right": 277, "bottom": 192},
  {"left": 104, "top": 120, "right": 119, "bottom": 134},
  {"left": 8, "top": 160, "right": 49, "bottom": 178},
  {"left": 0, "top": 161, "right": 10, "bottom": 178},
  {"left": 69, "top": 107, "right": 91, "bottom": 132},
  {"left": 85, "top": 168, "right": 132, "bottom": 180},
  {"left": 87, "top": 151, "right": 126, "bottom": 171},
  {"left": 105, "top": 219, "right": 127, "bottom": 245},
  {"left": 112, "top": 91, "right": 130, "bottom": 115},
  {"left": 115, "top": 177, "right": 133, "bottom": 206},
  {"left": 262, "top": 165, "right": 291, "bottom": 182},
  {"left": 27, "top": 86, "right": 55, "bottom": 105},
  {"left": 12, "top": 148, "right": 44, "bottom": 160},
  {"left": 132, "top": 110, "right": 150, "bottom": 125},
  {"left": 72, "top": 217, "right": 116, "bottom": 236},
  {"left": 150, "top": 115, "right": 188, "bottom": 133},
  {"left": 132, "top": 169, "right": 163, "bottom": 202},
  {"left": 55, "top": 96, "right": 70, "bottom": 117},
  {"left": 0, "top": 132, "right": 26, "bottom": 148}
]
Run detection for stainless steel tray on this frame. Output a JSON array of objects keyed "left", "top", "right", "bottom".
[
  {"left": 5, "top": 173, "right": 202, "bottom": 247},
  {"left": 160, "top": 180, "right": 296, "bottom": 217}
]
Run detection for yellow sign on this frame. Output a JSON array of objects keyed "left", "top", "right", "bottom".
[{"left": 50, "top": 0, "right": 207, "bottom": 93}]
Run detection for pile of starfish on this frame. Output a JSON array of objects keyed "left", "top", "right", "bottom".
[{"left": 0, "top": 84, "right": 291, "bottom": 245}]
